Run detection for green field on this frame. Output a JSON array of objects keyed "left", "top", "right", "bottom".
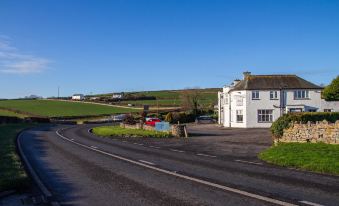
[
  {"left": 96, "top": 88, "right": 220, "bottom": 107},
  {"left": 0, "top": 100, "right": 139, "bottom": 117},
  {"left": 93, "top": 126, "right": 171, "bottom": 138},
  {"left": 0, "top": 124, "right": 34, "bottom": 192},
  {"left": 259, "top": 143, "right": 339, "bottom": 175}
]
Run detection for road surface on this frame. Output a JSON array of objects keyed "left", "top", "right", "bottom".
[{"left": 18, "top": 124, "right": 339, "bottom": 206}]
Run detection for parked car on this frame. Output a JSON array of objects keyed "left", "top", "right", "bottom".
[
  {"left": 145, "top": 118, "right": 161, "bottom": 126},
  {"left": 195, "top": 116, "right": 216, "bottom": 124},
  {"left": 112, "top": 114, "right": 127, "bottom": 122}
]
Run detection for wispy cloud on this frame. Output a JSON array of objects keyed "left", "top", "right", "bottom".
[{"left": 0, "top": 36, "right": 50, "bottom": 74}]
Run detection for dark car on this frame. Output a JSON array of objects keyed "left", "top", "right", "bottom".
[{"left": 195, "top": 116, "right": 216, "bottom": 124}]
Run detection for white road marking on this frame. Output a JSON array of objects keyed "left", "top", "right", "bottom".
[
  {"left": 56, "top": 129, "right": 297, "bottom": 206},
  {"left": 149, "top": 146, "right": 160, "bottom": 149},
  {"left": 70, "top": 139, "right": 74, "bottom": 141},
  {"left": 90, "top": 146, "right": 98, "bottom": 149},
  {"left": 299, "top": 201, "right": 324, "bottom": 206},
  {"left": 139, "top": 160, "right": 156, "bottom": 165},
  {"left": 235, "top": 160, "right": 263, "bottom": 165},
  {"left": 170, "top": 149, "right": 185, "bottom": 153},
  {"left": 133, "top": 143, "right": 144, "bottom": 146},
  {"left": 196, "top": 153, "right": 217, "bottom": 158}
]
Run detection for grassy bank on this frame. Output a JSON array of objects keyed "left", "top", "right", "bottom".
[
  {"left": 92, "top": 126, "right": 171, "bottom": 138},
  {"left": 259, "top": 143, "right": 339, "bottom": 175},
  {"left": 0, "top": 100, "right": 138, "bottom": 117},
  {"left": 0, "top": 124, "right": 34, "bottom": 192},
  {"left": 0, "top": 109, "right": 26, "bottom": 118}
]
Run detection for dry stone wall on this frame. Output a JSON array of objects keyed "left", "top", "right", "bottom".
[{"left": 280, "top": 120, "right": 339, "bottom": 144}]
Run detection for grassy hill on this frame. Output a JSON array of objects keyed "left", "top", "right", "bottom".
[
  {"left": 0, "top": 100, "right": 138, "bottom": 118},
  {"left": 93, "top": 88, "right": 221, "bottom": 107}
]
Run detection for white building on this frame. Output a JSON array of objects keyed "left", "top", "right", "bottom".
[
  {"left": 218, "top": 72, "right": 339, "bottom": 128},
  {"left": 112, "top": 93, "right": 124, "bottom": 99},
  {"left": 72, "top": 94, "right": 84, "bottom": 101}
]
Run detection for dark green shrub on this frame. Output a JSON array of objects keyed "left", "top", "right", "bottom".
[
  {"left": 271, "top": 112, "right": 339, "bottom": 138},
  {"left": 123, "top": 115, "right": 136, "bottom": 125}
]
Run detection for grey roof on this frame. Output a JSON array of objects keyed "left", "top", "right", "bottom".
[{"left": 231, "top": 75, "right": 322, "bottom": 91}]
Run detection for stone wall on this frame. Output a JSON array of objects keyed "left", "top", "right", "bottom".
[{"left": 280, "top": 120, "right": 339, "bottom": 144}]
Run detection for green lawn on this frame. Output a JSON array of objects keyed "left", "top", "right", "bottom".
[
  {"left": 259, "top": 143, "right": 339, "bottom": 175},
  {"left": 0, "top": 100, "right": 138, "bottom": 117},
  {"left": 0, "top": 124, "right": 35, "bottom": 192},
  {"left": 92, "top": 126, "right": 171, "bottom": 138}
]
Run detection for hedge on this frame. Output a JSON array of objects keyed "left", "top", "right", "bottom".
[{"left": 271, "top": 112, "right": 339, "bottom": 138}]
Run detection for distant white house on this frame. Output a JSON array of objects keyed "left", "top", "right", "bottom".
[
  {"left": 218, "top": 72, "right": 339, "bottom": 128},
  {"left": 112, "top": 93, "right": 124, "bottom": 99},
  {"left": 72, "top": 94, "right": 84, "bottom": 101}
]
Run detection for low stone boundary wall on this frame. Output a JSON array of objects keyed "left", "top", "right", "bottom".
[
  {"left": 120, "top": 123, "right": 188, "bottom": 138},
  {"left": 280, "top": 120, "right": 339, "bottom": 144}
]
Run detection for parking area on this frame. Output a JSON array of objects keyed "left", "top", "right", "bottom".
[{"left": 117, "top": 123, "right": 273, "bottom": 159}]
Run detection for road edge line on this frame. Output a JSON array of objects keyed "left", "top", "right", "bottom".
[{"left": 17, "top": 128, "right": 60, "bottom": 206}]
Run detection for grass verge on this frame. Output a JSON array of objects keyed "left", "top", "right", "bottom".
[
  {"left": 0, "top": 124, "right": 35, "bottom": 192},
  {"left": 259, "top": 143, "right": 339, "bottom": 175},
  {"left": 92, "top": 126, "right": 171, "bottom": 138}
]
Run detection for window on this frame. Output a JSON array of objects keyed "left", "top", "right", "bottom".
[
  {"left": 258, "top": 110, "right": 273, "bottom": 123},
  {"left": 252, "top": 91, "right": 260, "bottom": 99},
  {"left": 236, "top": 97, "right": 243, "bottom": 106},
  {"left": 294, "top": 90, "right": 309, "bottom": 99},
  {"left": 270, "top": 91, "right": 278, "bottom": 99},
  {"left": 236, "top": 110, "right": 243, "bottom": 123},
  {"left": 324, "top": 109, "right": 332, "bottom": 112},
  {"left": 224, "top": 95, "right": 228, "bottom": 105}
]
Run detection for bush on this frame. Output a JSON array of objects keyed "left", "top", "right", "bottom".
[
  {"left": 165, "top": 112, "right": 195, "bottom": 124},
  {"left": 271, "top": 112, "right": 339, "bottom": 138},
  {"left": 123, "top": 115, "right": 136, "bottom": 125},
  {"left": 165, "top": 112, "right": 173, "bottom": 123}
]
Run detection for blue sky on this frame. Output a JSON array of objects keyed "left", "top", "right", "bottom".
[{"left": 0, "top": 0, "right": 338, "bottom": 98}]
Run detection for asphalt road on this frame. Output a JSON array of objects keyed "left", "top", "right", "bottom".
[{"left": 18, "top": 124, "right": 339, "bottom": 206}]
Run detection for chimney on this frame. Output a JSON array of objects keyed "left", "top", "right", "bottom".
[
  {"left": 243, "top": 71, "right": 251, "bottom": 79},
  {"left": 232, "top": 79, "right": 241, "bottom": 86}
]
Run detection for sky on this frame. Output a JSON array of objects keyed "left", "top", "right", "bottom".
[{"left": 0, "top": 0, "right": 338, "bottom": 98}]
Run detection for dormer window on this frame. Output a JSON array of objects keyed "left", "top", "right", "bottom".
[
  {"left": 252, "top": 91, "right": 260, "bottom": 100},
  {"left": 294, "top": 90, "right": 309, "bottom": 99}
]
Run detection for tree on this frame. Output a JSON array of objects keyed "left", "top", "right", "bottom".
[
  {"left": 322, "top": 76, "right": 339, "bottom": 101},
  {"left": 180, "top": 89, "right": 201, "bottom": 116}
]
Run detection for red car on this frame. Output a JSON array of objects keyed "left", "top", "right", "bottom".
[{"left": 145, "top": 118, "right": 161, "bottom": 126}]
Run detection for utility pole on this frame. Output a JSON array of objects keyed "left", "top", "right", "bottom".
[{"left": 58, "top": 86, "right": 60, "bottom": 99}]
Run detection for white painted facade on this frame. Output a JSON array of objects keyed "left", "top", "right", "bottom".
[
  {"left": 218, "top": 76, "right": 339, "bottom": 128},
  {"left": 72, "top": 94, "right": 84, "bottom": 100}
]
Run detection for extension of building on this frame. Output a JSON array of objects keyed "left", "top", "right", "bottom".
[{"left": 218, "top": 72, "right": 339, "bottom": 128}]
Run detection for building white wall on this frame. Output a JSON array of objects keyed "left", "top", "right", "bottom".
[{"left": 217, "top": 87, "right": 339, "bottom": 128}]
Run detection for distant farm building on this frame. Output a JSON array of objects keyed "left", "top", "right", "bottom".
[
  {"left": 72, "top": 94, "right": 84, "bottom": 100},
  {"left": 112, "top": 93, "right": 124, "bottom": 99}
]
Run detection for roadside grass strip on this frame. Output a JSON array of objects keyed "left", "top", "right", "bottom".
[
  {"left": 92, "top": 126, "right": 171, "bottom": 138},
  {"left": 259, "top": 143, "right": 339, "bottom": 175},
  {"left": 0, "top": 124, "right": 34, "bottom": 192}
]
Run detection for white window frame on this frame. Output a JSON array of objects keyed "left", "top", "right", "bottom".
[
  {"left": 294, "top": 90, "right": 309, "bottom": 99},
  {"left": 257, "top": 110, "right": 273, "bottom": 123},
  {"left": 236, "top": 97, "right": 243, "bottom": 106},
  {"left": 252, "top": 91, "right": 260, "bottom": 100},
  {"left": 270, "top": 91, "right": 278, "bottom": 100},
  {"left": 224, "top": 95, "right": 228, "bottom": 105},
  {"left": 236, "top": 110, "right": 243, "bottom": 123}
]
